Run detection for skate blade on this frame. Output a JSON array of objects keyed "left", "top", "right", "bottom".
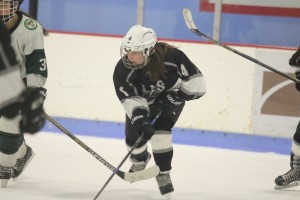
[
  {"left": 13, "top": 152, "right": 35, "bottom": 180},
  {"left": 274, "top": 181, "right": 300, "bottom": 190},
  {"left": 1, "top": 180, "right": 9, "bottom": 188},
  {"left": 163, "top": 193, "right": 172, "bottom": 200}
]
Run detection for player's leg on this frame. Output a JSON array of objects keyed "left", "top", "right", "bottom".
[
  {"left": 0, "top": 115, "right": 22, "bottom": 187},
  {"left": 125, "top": 116, "right": 151, "bottom": 172},
  {"left": 151, "top": 102, "right": 185, "bottom": 198},
  {"left": 0, "top": 115, "right": 34, "bottom": 186},
  {"left": 275, "top": 121, "right": 300, "bottom": 189}
]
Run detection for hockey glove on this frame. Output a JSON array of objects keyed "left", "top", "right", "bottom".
[
  {"left": 289, "top": 46, "right": 300, "bottom": 91},
  {"left": 159, "top": 91, "right": 184, "bottom": 116},
  {"left": 295, "top": 72, "right": 300, "bottom": 92},
  {"left": 289, "top": 46, "right": 300, "bottom": 67},
  {"left": 20, "top": 87, "right": 46, "bottom": 134},
  {"left": 131, "top": 109, "right": 155, "bottom": 141}
]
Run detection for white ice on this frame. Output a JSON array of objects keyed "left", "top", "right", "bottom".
[{"left": 0, "top": 132, "right": 298, "bottom": 200}]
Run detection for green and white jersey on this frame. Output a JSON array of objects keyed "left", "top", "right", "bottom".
[
  {"left": 10, "top": 13, "right": 48, "bottom": 87},
  {"left": 0, "top": 22, "right": 25, "bottom": 109}
]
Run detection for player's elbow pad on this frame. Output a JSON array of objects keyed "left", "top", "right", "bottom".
[{"left": 177, "top": 89, "right": 206, "bottom": 101}]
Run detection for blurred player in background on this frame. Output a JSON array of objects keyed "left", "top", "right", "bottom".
[
  {"left": 0, "top": 0, "right": 48, "bottom": 187},
  {"left": 113, "top": 25, "right": 206, "bottom": 199},
  {"left": 275, "top": 46, "right": 300, "bottom": 189}
]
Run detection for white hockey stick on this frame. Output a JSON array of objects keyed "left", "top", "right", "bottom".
[
  {"left": 182, "top": 8, "right": 300, "bottom": 84},
  {"left": 94, "top": 133, "right": 146, "bottom": 199},
  {"left": 44, "top": 113, "right": 159, "bottom": 182}
]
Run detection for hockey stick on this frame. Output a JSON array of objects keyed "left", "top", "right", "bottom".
[
  {"left": 44, "top": 113, "right": 159, "bottom": 182},
  {"left": 93, "top": 111, "right": 162, "bottom": 199},
  {"left": 93, "top": 133, "right": 145, "bottom": 200},
  {"left": 182, "top": 8, "right": 300, "bottom": 84}
]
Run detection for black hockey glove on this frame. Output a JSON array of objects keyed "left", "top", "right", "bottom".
[
  {"left": 20, "top": 87, "right": 46, "bottom": 134},
  {"left": 289, "top": 46, "right": 300, "bottom": 91},
  {"left": 159, "top": 91, "right": 184, "bottom": 116},
  {"left": 289, "top": 46, "right": 300, "bottom": 67},
  {"left": 131, "top": 109, "right": 155, "bottom": 141},
  {"left": 295, "top": 72, "right": 300, "bottom": 92}
]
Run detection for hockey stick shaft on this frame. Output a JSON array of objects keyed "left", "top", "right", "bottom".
[
  {"left": 44, "top": 113, "right": 159, "bottom": 183},
  {"left": 93, "top": 133, "right": 145, "bottom": 200},
  {"left": 183, "top": 8, "right": 300, "bottom": 84},
  {"left": 44, "top": 113, "right": 122, "bottom": 170},
  {"left": 44, "top": 113, "right": 123, "bottom": 179},
  {"left": 197, "top": 31, "right": 299, "bottom": 83},
  {"left": 93, "top": 111, "right": 162, "bottom": 199}
]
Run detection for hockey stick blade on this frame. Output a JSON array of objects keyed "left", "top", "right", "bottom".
[
  {"left": 117, "top": 165, "right": 159, "bottom": 182},
  {"left": 183, "top": 8, "right": 197, "bottom": 30},
  {"left": 93, "top": 112, "right": 163, "bottom": 200},
  {"left": 274, "top": 181, "right": 300, "bottom": 190},
  {"left": 182, "top": 8, "right": 300, "bottom": 84},
  {"left": 183, "top": 8, "right": 209, "bottom": 41},
  {"left": 44, "top": 113, "right": 159, "bottom": 182}
]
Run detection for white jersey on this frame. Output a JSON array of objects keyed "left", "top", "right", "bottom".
[
  {"left": 10, "top": 12, "right": 47, "bottom": 88},
  {"left": 0, "top": 22, "right": 25, "bottom": 110}
]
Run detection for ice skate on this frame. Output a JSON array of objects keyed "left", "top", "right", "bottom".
[
  {"left": 12, "top": 146, "right": 35, "bottom": 179},
  {"left": 275, "top": 154, "right": 300, "bottom": 190},
  {"left": 156, "top": 172, "right": 174, "bottom": 199},
  {"left": 275, "top": 168, "right": 300, "bottom": 189},
  {"left": 129, "top": 152, "right": 151, "bottom": 172},
  {"left": 0, "top": 165, "right": 13, "bottom": 188}
]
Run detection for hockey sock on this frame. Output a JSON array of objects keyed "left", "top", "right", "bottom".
[{"left": 0, "top": 132, "right": 24, "bottom": 154}]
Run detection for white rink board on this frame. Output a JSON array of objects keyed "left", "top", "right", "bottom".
[{"left": 43, "top": 32, "right": 298, "bottom": 137}]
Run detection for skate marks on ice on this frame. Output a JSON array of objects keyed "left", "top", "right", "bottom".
[{"left": 0, "top": 132, "right": 299, "bottom": 200}]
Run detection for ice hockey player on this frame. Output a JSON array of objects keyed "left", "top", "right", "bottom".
[
  {"left": 0, "top": 0, "right": 48, "bottom": 187},
  {"left": 113, "top": 25, "right": 207, "bottom": 199},
  {"left": 275, "top": 46, "right": 300, "bottom": 189}
]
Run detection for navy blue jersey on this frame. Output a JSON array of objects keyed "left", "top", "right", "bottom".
[{"left": 113, "top": 47, "right": 206, "bottom": 118}]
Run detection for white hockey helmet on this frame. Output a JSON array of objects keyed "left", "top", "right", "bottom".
[
  {"left": 120, "top": 25, "right": 157, "bottom": 69},
  {"left": 0, "top": 0, "right": 22, "bottom": 24}
]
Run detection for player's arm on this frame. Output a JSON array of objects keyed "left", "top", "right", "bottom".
[
  {"left": 113, "top": 62, "right": 154, "bottom": 140},
  {"left": 24, "top": 23, "right": 48, "bottom": 88},
  {"left": 0, "top": 22, "right": 45, "bottom": 134},
  {"left": 113, "top": 62, "right": 149, "bottom": 119},
  {"left": 0, "top": 22, "right": 25, "bottom": 111},
  {"left": 289, "top": 46, "right": 300, "bottom": 91},
  {"left": 0, "top": 66, "right": 46, "bottom": 134},
  {"left": 174, "top": 49, "right": 207, "bottom": 101}
]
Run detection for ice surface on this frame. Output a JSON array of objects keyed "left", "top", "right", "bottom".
[{"left": 0, "top": 132, "right": 298, "bottom": 200}]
